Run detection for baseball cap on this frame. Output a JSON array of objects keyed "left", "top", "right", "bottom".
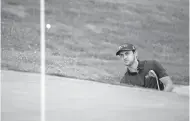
[{"left": 116, "top": 43, "right": 136, "bottom": 55}]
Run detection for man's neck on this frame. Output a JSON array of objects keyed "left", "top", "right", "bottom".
[{"left": 127, "top": 59, "right": 139, "bottom": 72}]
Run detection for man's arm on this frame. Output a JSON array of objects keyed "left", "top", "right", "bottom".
[
  {"left": 120, "top": 76, "right": 126, "bottom": 84},
  {"left": 153, "top": 60, "right": 173, "bottom": 92},
  {"left": 120, "top": 74, "right": 134, "bottom": 86}
]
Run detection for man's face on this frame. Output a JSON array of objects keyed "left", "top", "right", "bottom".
[{"left": 119, "top": 50, "right": 136, "bottom": 66}]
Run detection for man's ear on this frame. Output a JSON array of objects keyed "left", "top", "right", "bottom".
[{"left": 134, "top": 51, "right": 138, "bottom": 59}]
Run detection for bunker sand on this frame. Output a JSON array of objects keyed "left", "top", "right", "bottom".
[{"left": 1, "top": 70, "right": 189, "bottom": 121}]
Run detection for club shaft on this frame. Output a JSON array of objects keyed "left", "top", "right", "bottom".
[{"left": 150, "top": 70, "right": 160, "bottom": 91}]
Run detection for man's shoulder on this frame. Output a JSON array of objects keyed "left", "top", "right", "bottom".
[
  {"left": 141, "top": 59, "right": 167, "bottom": 73},
  {"left": 140, "top": 59, "right": 159, "bottom": 65},
  {"left": 139, "top": 59, "right": 162, "bottom": 69}
]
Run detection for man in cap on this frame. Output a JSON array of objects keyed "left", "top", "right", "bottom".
[{"left": 116, "top": 43, "right": 173, "bottom": 92}]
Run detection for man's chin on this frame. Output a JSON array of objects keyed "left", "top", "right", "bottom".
[{"left": 124, "top": 62, "right": 130, "bottom": 66}]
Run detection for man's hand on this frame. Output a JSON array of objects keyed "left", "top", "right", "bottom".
[{"left": 160, "top": 76, "right": 173, "bottom": 92}]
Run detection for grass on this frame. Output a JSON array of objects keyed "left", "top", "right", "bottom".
[{"left": 1, "top": 0, "right": 189, "bottom": 85}]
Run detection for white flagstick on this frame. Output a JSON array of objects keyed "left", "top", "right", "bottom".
[
  {"left": 0, "top": 0, "right": 1, "bottom": 118},
  {"left": 40, "top": 0, "right": 45, "bottom": 120}
]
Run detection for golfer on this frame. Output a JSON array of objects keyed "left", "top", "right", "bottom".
[{"left": 116, "top": 43, "right": 173, "bottom": 92}]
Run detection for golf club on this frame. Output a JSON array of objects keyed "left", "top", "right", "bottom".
[{"left": 149, "top": 70, "right": 160, "bottom": 91}]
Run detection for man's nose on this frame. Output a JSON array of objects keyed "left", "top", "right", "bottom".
[{"left": 123, "top": 55, "right": 128, "bottom": 59}]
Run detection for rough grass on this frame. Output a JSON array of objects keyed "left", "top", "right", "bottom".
[{"left": 1, "top": 0, "right": 189, "bottom": 85}]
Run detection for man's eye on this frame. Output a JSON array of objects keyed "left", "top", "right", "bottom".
[
  {"left": 119, "top": 55, "right": 124, "bottom": 57},
  {"left": 124, "top": 53, "right": 130, "bottom": 56}
]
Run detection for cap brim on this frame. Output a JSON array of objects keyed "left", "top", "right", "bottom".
[{"left": 116, "top": 49, "right": 131, "bottom": 56}]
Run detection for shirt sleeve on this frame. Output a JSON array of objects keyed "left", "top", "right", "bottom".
[
  {"left": 153, "top": 60, "right": 168, "bottom": 79},
  {"left": 120, "top": 75, "right": 126, "bottom": 84}
]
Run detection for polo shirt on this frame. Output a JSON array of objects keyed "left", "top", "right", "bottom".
[{"left": 120, "top": 60, "right": 168, "bottom": 90}]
